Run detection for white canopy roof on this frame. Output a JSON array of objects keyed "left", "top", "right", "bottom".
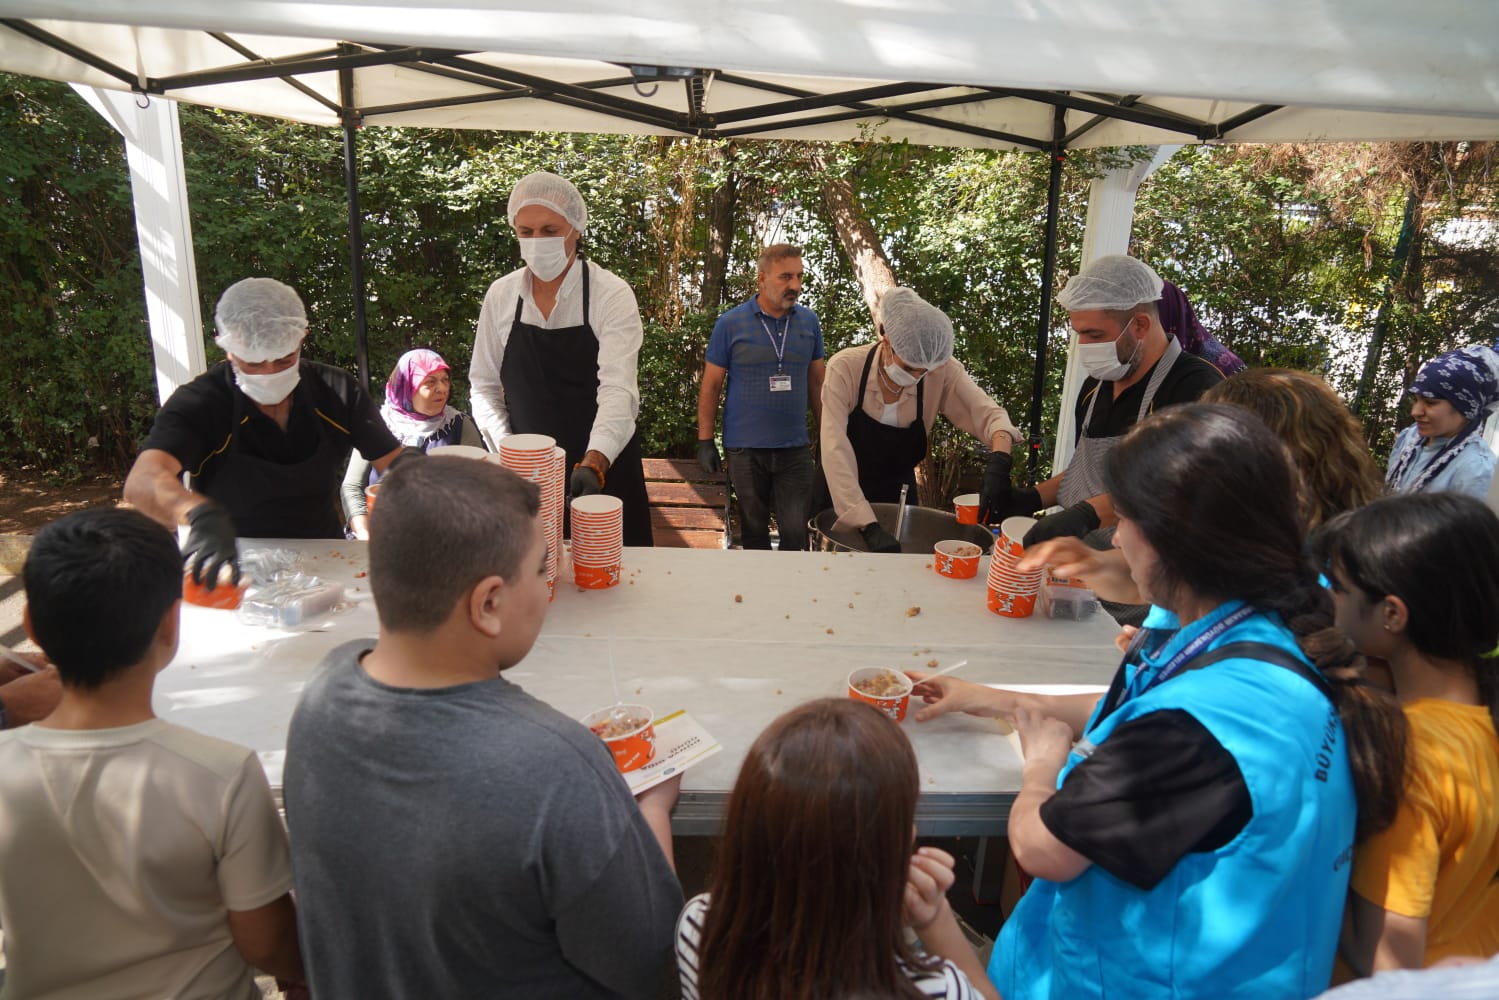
[{"left": 2, "top": 1, "right": 1497, "bottom": 148}]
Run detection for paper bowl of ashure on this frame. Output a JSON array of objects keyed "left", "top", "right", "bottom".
[
  {"left": 847, "top": 667, "right": 914, "bottom": 722},
  {"left": 933, "top": 539, "right": 982, "bottom": 579},
  {"left": 583, "top": 704, "right": 656, "bottom": 772}
]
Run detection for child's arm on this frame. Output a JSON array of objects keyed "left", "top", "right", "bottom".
[
  {"left": 228, "top": 892, "right": 304, "bottom": 984},
  {"left": 635, "top": 774, "right": 682, "bottom": 872},
  {"left": 1341, "top": 892, "right": 1428, "bottom": 976},
  {"left": 903, "top": 847, "right": 998, "bottom": 1000}
]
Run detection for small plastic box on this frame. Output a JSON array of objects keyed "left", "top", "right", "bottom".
[
  {"left": 1040, "top": 580, "right": 1100, "bottom": 620},
  {"left": 237, "top": 573, "right": 345, "bottom": 628}
]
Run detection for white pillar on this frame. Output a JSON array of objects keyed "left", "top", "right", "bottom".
[
  {"left": 1486, "top": 412, "right": 1499, "bottom": 516},
  {"left": 73, "top": 86, "right": 205, "bottom": 405},
  {"left": 1051, "top": 145, "right": 1181, "bottom": 472}
]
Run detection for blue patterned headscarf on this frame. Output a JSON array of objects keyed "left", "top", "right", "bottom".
[{"left": 1386, "top": 341, "right": 1499, "bottom": 490}]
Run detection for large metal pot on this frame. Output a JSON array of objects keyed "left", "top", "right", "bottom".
[{"left": 808, "top": 503, "right": 994, "bottom": 554}]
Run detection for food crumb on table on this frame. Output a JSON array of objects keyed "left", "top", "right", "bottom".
[
  {"left": 927, "top": 659, "right": 939, "bottom": 668},
  {"left": 734, "top": 594, "right": 743, "bottom": 603},
  {"left": 825, "top": 627, "right": 835, "bottom": 635},
  {"left": 846, "top": 602, "right": 854, "bottom": 609},
  {"left": 906, "top": 606, "right": 921, "bottom": 617}
]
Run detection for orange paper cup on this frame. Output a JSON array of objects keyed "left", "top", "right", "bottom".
[
  {"left": 933, "top": 539, "right": 982, "bottom": 579},
  {"left": 182, "top": 570, "right": 246, "bottom": 610},
  {"left": 574, "top": 562, "right": 621, "bottom": 589},
  {"left": 583, "top": 705, "right": 656, "bottom": 772},
  {"left": 986, "top": 586, "right": 1038, "bottom": 618},
  {"left": 953, "top": 493, "right": 980, "bottom": 525},
  {"left": 846, "top": 667, "right": 914, "bottom": 722},
  {"left": 364, "top": 482, "right": 380, "bottom": 512}
]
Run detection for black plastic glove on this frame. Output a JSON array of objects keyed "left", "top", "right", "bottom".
[
  {"left": 977, "top": 451, "right": 1014, "bottom": 524},
  {"left": 999, "top": 486, "right": 1044, "bottom": 521},
  {"left": 569, "top": 464, "right": 603, "bottom": 498},
  {"left": 183, "top": 500, "right": 240, "bottom": 589},
  {"left": 696, "top": 439, "right": 721, "bottom": 474},
  {"left": 1022, "top": 501, "right": 1101, "bottom": 547},
  {"left": 860, "top": 522, "right": 902, "bottom": 553},
  {"left": 388, "top": 445, "right": 424, "bottom": 471}
]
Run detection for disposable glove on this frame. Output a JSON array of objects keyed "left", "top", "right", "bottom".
[
  {"left": 976, "top": 451, "right": 1014, "bottom": 524},
  {"left": 569, "top": 465, "right": 603, "bottom": 498},
  {"left": 696, "top": 439, "right": 721, "bottom": 474},
  {"left": 183, "top": 500, "right": 240, "bottom": 588},
  {"left": 1022, "top": 501, "right": 1101, "bottom": 547},
  {"left": 860, "top": 522, "right": 902, "bottom": 553}
]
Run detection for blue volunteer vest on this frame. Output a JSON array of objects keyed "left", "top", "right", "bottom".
[{"left": 991, "top": 601, "right": 1356, "bottom": 1000}]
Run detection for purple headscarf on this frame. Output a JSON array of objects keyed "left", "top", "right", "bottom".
[
  {"left": 385, "top": 349, "right": 450, "bottom": 418},
  {"left": 1157, "top": 281, "right": 1246, "bottom": 377}
]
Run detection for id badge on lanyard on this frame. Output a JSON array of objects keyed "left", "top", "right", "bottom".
[{"left": 759, "top": 313, "right": 793, "bottom": 392}]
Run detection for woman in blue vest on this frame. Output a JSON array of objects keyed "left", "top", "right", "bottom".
[{"left": 910, "top": 403, "right": 1408, "bottom": 999}]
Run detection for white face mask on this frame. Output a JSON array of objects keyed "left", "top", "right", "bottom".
[
  {"left": 518, "top": 236, "right": 572, "bottom": 281},
  {"left": 233, "top": 363, "right": 301, "bottom": 405},
  {"left": 884, "top": 361, "right": 920, "bottom": 387},
  {"left": 1076, "top": 328, "right": 1143, "bottom": 382}
]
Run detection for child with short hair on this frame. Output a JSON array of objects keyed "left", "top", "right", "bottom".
[
  {"left": 285, "top": 456, "right": 682, "bottom": 997},
  {"left": 0, "top": 508, "right": 303, "bottom": 998},
  {"left": 1318, "top": 492, "right": 1499, "bottom": 971}
]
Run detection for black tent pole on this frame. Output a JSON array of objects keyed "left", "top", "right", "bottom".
[
  {"left": 338, "top": 49, "right": 370, "bottom": 388},
  {"left": 1027, "top": 108, "right": 1066, "bottom": 484}
]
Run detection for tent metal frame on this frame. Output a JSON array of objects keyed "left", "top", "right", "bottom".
[{"left": 2, "top": 18, "right": 1294, "bottom": 477}]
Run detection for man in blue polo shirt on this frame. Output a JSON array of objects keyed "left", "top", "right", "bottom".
[{"left": 696, "top": 245, "right": 826, "bottom": 550}]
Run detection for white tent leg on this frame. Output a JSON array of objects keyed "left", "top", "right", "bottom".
[
  {"left": 1051, "top": 145, "right": 1181, "bottom": 474},
  {"left": 73, "top": 85, "right": 205, "bottom": 405}
]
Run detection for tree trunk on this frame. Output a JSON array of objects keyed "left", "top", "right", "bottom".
[
  {"left": 813, "top": 149, "right": 897, "bottom": 327},
  {"left": 699, "top": 142, "right": 738, "bottom": 313}
]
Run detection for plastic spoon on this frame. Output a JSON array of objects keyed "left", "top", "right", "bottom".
[
  {"left": 607, "top": 633, "right": 628, "bottom": 721},
  {"left": 923, "top": 659, "right": 968, "bottom": 680},
  {"left": 0, "top": 642, "right": 43, "bottom": 674}
]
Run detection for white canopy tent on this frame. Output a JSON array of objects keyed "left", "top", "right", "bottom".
[{"left": 3, "top": 0, "right": 1498, "bottom": 474}]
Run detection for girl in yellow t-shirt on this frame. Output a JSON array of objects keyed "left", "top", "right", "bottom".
[{"left": 1317, "top": 492, "right": 1499, "bottom": 974}]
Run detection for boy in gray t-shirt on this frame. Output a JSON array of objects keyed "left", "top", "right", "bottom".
[{"left": 285, "top": 456, "right": 682, "bottom": 998}]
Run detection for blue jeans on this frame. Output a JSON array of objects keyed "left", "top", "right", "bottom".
[{"left": 726, "top": 446, "right": 815, "bottom": 551}]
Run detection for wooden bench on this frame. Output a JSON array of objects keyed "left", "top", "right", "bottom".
[{"left": 642, "top": 458, "right": 730, "bottom": 549}]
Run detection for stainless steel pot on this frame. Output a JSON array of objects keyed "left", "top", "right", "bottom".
[{"left": 807, "top": 503, "right": 994, "bottom": 554}]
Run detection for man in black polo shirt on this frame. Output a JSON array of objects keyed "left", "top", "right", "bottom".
[
  {"left": 989, "top": 255, "right": 1223, "bottom": 545},
  {"left": 124, "top": 278, "right": 405, "bottom": 588}
]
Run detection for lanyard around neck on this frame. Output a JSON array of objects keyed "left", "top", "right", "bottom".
[
  {"left": 1133, "top": 603, "right": 1256, "bottom": 697},
  {"left": 757, "top": 312, "right": 790, "bottom": 372}
]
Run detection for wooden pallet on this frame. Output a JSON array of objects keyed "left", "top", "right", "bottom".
[{"left": 642, "top": 458, "right": 730, "bottom": 549}]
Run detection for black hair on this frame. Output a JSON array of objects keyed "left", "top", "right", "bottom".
[
  {"left": 368, "top": 456, "right": 541, "bottom": 632},
  {"left": 1106, "top": 403, "right": 1407, "bottom": 840},
  {"left": 1314, "top": 491, "right": 1499, "bottom": 732},
  {"left": 22, "top": 508, "right": 183, "bottom": 689}
]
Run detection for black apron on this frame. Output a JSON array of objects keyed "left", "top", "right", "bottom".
[
  {"left": 206, "top": 373, "right": 348, "bottom": 539},
  {"left": 499, "top": 260, "right": 653, "bottom": 546},
  {"left": 846, "top": 345, "right": 928, "bottom": 504}
]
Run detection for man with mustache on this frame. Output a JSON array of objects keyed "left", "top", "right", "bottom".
[{"left": 696, "top": 244, "right": 826, "bottom": 551}]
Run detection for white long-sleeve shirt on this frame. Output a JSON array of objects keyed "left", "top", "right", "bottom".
[{"left": 469, "top": 261, "right": 643, "bottom": 462}]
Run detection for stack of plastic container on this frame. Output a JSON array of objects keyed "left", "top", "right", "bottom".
[
  {"left": 570, "top": 494, "right": 623, "bottom": 589},
  {"left": 496, "top": 433, "right": 563, "bottom": 601}
]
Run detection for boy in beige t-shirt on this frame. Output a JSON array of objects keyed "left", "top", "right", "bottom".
[{"left": 0, "top": 508, "right": 304, "bottom": 999}]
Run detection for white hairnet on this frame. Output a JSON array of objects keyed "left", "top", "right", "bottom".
[
  {"left": 213, "top": 278, "right": 308, "bottom": 362},
  {"left": 1056, "top": 255, "right": 1164, "bottom": 312},
  {"left": 879, "top": 287, "right": 953, "bottom": 368},
  {"left": 507, "top": 171, "right": 588, "bottom": 234}
]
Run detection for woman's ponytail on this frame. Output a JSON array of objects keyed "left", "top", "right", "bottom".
[{"left": 1268, "top": 575, "right": 1407, "bottom": 842}]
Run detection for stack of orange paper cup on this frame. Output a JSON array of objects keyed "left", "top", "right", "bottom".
[
  {"left": 427, "top": 444, "right": 491, "bottom": 461},
  {"left": 570, "top": 494, "right": 623, "bottom": 589},
  {"left": 986, "top": 515, "right": 1043, "bottom": 617},
  {"left": 544, "top": 447, "right": 567, "bottom": 601},
  {"left": 495, "top": 434, "right": 562, "bottom": 600}
]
